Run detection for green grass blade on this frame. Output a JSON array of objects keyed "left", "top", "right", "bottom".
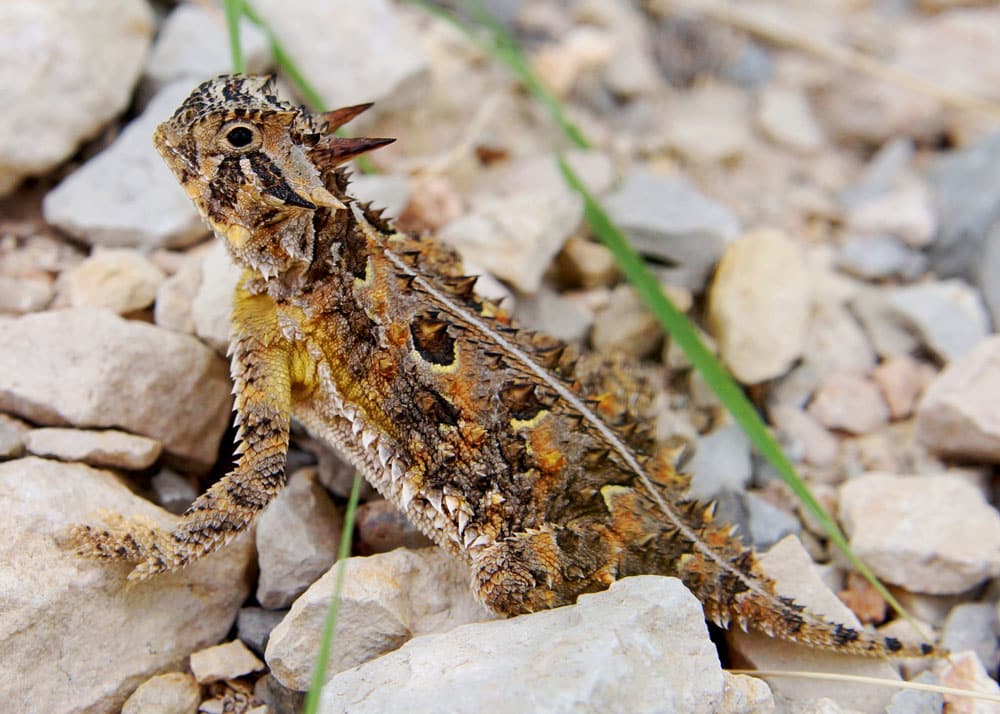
[
  {"left": 223, "top": 0, "right": 246, "bottom": 74},
  {"left": 303, "top": 472, "right": 363, "bottom": 714},
  {"left": 242, "top": 2, "right": 376, "bottom": 174}
]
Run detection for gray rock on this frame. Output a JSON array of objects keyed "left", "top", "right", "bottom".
[
  {"left": 23, "top": 427, "right": 162, "bottom": 470},
  {"left": 145, "top": 2, "right": 271, "bottom": 87},
  {"left": 605, "top": 170, "right": 740, "bottom": 292},
  {"left": 884, "top": 671, "right": 943, "bottom": 714},
  {"left": 249, "top": 0, "right": 429, "bottom": 116},
  {"left": 839, "top": 137, "right": 915, "bottom": 209},
  {"left": 0, "top": 0, "right": 154, "bottom": 195},
  {"left": 321, "top": 576, "right": 771, "bottom": 714},
  {"left": 917, "top": 336, "right": 1000, "bottom": 462},
  {"left": 839, "top": 473, "right": 1000, "bottom": 594},
  {"left": 881, "top": 280, "right": 990, "bottom": 362},
  {"left": 849, "top": 288, "right": 920, "bottom": 359},
  {"left": 266, "top": 547, "right": 489, "bottom": 691},
  {"left": 978, "top": 221, "right": 1000, "bottom": 326},
  {"left": 801, "top": 301, "right": 876, "bottom": 382},
  {"left": 237, "top": 607, "right": 287, "bottom": 659},
  {"left": 927, "top": 129, "right": 1000, "bottom": 280},
  {"left": 150, "top": 469, "right": 198, "bottom": 515},
  {"left": 349, "top": 174, "right": 411, "bottom": 219},
  {"left": 43, "top": 81, "right": 208, "bottom": 250},
  {"left": 708, "top": 229, "right": 810, "bottom": 384},
  {"left": 59, "top": 248, "right": 166, "bottom": 314},
  {"left": 836, "top": 234, "right": 927, "bottom": 281},
  {"left": 0, "top": 308, "right": 232, "bottom": 471},
  {"left": 515, "top": 288, "right": 594, "bottom": 344},
  {"left": 121, "top": 672, "right": 201, "bottom": 714},
  {"left": 942, "top": 603, "right": 1000, "bottom": 677},
  {"left": 687, "top": 421, "right": 753, "bottom": 500},
  {"left": 845, "top": 178, "right": 936, "bottom": 248},
  {"left": 355, "top": 499, "right": 433, "bottom": 554},
  {"left": 0, "top": 457, "right": 253, "bottom": 713},
  {"left": 745, "top": 492, "right": 802, "bottom": 550},
  {"left": 254, "top": 674, "right": 305, "bottom": 714},
  {"left": 256, "top": 468, "right": 343, "bottom": 609}
]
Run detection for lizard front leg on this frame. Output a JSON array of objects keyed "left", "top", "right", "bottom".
[{"left": 69, "top": 276, "right": 292, "bottom": 580}]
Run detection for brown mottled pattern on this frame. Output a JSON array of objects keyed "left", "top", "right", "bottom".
[{"left": 69, "top": 75, "right": 937, "bottom": 660}]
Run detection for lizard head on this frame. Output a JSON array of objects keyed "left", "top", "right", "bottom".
[{"left": 154, "top": 74, "right": 392, "bottom": 280}]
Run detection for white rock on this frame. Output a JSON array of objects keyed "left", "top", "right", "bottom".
[
  {"left": 321, "top": 576, "right": 769, "bottom": 714},
  {"left": 882, "top": 280, "right": 990, "bottom": 363},
  {"left": 756, "top": 85, "right": 825, "bottom": 153},
  {"left": 0, "top": 276, "right": 53, "bottom": 314},
  {"left": 154, "top": 257, "right": 202, "bottom": 335},
  {"left": 121, "top": 672, "right": 201, "bottom": 714},
  {"left": 936, "top": 650, "right": 1000, "bottom": 714},
  {"left": 916, "top": 336, "right": 1000, "bottom": 463},
  {"left": 0, "top": 308, "right": 232, "bottom": 471},
  {"left": 249, "top": 0, "right": 429, "bottom": 115},
  {"left": 836, "top": 233, "right": 926, "bottom": 281},
  {"left": 0, "top": 0, "right": 154, "bottom": 195},
  {"left": 145, "top": 3, "right": 271, "bottom": 87},
  {"left": 439, "top": 191, "right": 580, "bottom": 294},
  {"left": 43, "top": 81, "right": 208, "bottom": 249},
  {"left": 605, "top": 170, "right": 740, "bottom": 292},
  {"left": 839, "top": 473, "right": 1000, "bottom": 594},
  {"left": 849, "top": 288, "right": 920, "bottom": 359},
  {"left": 808, "top": 371, "right": 890, "bottom": 436},
  {"left": 802, "top": 301, "right": 877, "bottom": 382},
  {"left": 192, "top": 241, "right": 242, "bottom": 352},
  {"left": 59, "top": 248, "right": 166, "bottom": 314},
  {"left": 190, "top": 640, "right": 264, "bottom": 684},
  {"left": 266, "top": 547, "right": 488, "bottom": 690},
  {"left": 349, "top": 174, "right": 411, "bottom": 219},
  {"left": 0, "top": 458, "right": 253, "bottom": 713},
  {"left": 769, "top": 405, "right": 839, "bottom": 467},
  {"left": 664, "top": 85, "right": 752, "bottom": 165},
  {"left": 728, "top": 536, "right": 902, "bottom": 714},
  {"left": 516, "top": 289, "right": 595, "bottom": 344},
  {"left": 872, "top": 355, "right": 928, "bottom": 421},
  {"left": 590, "top": 284, "right": 662, "bottom": 358},
  {"left": 846, "top": 179, "right": 936, "bottom": 248},
  {"left": 24, "top": 427, "right": 162, "bottom": 470},
  {"left": 708, "top": 229, "right": 811, "bottom": 384},
  {"left": 256, "top": 468, "right": 343, "bottom": 609}
]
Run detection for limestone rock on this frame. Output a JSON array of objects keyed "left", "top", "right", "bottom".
[
  {"left": 0, "top": 457, "right": 253, "bottom": 713},
  {"left": 42, "top": 81, "right": 208, "bottom": 250},
  {"left": 256, "top": 468, "right": 343, "bottom": 609},
  {"left": 24, "top": 427, "right": 162, "bottom": 470},
  {"left": 237, "top": 607, "right": 286, "bottom": 659},
  {"left": 708, "top": 229, "right": 811, "bottom": 384},
  {"left": 0, "top": 276, "right": 54, "bottom": 314},
  {"left": 881, "top": 280, "right": 990, "bottom": 363},
  {"left": 941, "top": 603, "right": 1000, "bottom": 678},
  {"left": 266, "top": 547, "right": 488, "bottom": 690},
  {"left": 145, "top": 2, "right": 270, "bottom": 87},
  {"left": 728, "top": 536, "right": 902, "bottom": 713},
  {"left": 936, "top": 650, "right": 1000, "bottom": 714},
  {"left": 808, "top": 371, "right": 890, "bottom": 436},
  {"left": 190, "top": 640, "right": 264, "bottom": 685},
  {"left": 589, "top": 284, "right": 663, "bottom": 359},
  {"left": 0, "top": 308, "right": 232, "bottom": 471},
  {"left": 121, "top": 672, "right": 201, "bottom": 714},
  {"left": 154, "top": 257, "right": 202, "bottom": 335},
  {"left": 916, "top": 336, "right": 1000, "bottom": 462},
  {"left": 59, "top": 248, "right": 166, "bottom": 315},
  {"left": 839, "top": 473, "right": 1000, "bottom": 594},
  {"left": 755, "top": 85, "right": 825, "bottom": 154},
  {"left": 248, "top": 0, "right": 429, "bottom": 116},
  {"left": 0, "top": 0, "right": 154, "bottom": 195},
  {"left": 321, "top": 576, "right": 770, "bottom": 714},
  {"left": 192, "top": 241, "right": 242, "bottom": 353},
  {"left": 686, "top": 421, "right": 753, "bottom": 500},
  {"left": 871, "top": 355, "right": 928, "bottom": 421}
]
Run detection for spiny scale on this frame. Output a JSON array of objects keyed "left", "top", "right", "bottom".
[{"left": 67, "top": 74, "right": 937, "bottom": 660}]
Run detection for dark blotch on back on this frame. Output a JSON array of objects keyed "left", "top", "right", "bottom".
[
  {"left": 410, "top": 312, "right": 456, "bottom": 367},
  {"left": 500, "top": 382, "right": 548, "bottom": 421}
]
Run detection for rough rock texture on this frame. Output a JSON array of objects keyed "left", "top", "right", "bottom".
[
  {"left": 192, "top": 241, "right": 247, "bottom": 352},
  {"left": 320, "top": 576, "right": 772, "bottom": 714},
  {"left": 0, "top": 0, "right": 154, "bottom": 195},
  {"left": 916, "top": 336, "right": 1000, "bottom": 462},
  {"left": 808, "top": 371, "right": 890, "bottom": 435},
  {"left": 189, "top": 640, "right": 264, "bottom": 685},
  {"left": 23, "top": 427, "right": 162, "bottom": 470},
  {"left": 0, "top": 458, "right": 253, "bottom": 713},
  {"left": 728, "top": 536, "right": 901, "bottom": 713},
  {"left": 42, "top": 81, "right": 208, "bottom": 249},
  {"left": 256, "top": 468, "right": 342, "bottom": 609},
  {"left": 120, "top": 672, "right": 201, "bottom": 714},
  {"left": 248, "top": 0, "right": 428, "bottom": 114},
  {"left": 0, "top": 309, "right": 232, "bottom": 471},
  {"left": 266, "top": 547, "right": 488, "bottom": 690},
  {"left": 708, "top": 229, "right": 811, "bottom": 384},
  {"left": 839, "top": 473, "right": 1000, "bottom": 594},
  {"left": 59, "top": 248, "right": 166, "bottom": 314}
]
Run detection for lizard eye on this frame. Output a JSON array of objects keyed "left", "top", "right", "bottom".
[{"left": 219, "top": 123, "right": 260, "bottom": 151}]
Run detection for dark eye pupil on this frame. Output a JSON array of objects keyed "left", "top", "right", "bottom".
[{"left": 227, "top": 127, "right": 253, "bottom": 147}]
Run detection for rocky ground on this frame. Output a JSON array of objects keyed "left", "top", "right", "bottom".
[{"left": 2, "top": 0, "right": 1000, "bottom": 712}]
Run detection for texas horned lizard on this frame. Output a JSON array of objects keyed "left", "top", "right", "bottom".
[{"left": 71, "top": 75, "right": 933, "bottom": 658}]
